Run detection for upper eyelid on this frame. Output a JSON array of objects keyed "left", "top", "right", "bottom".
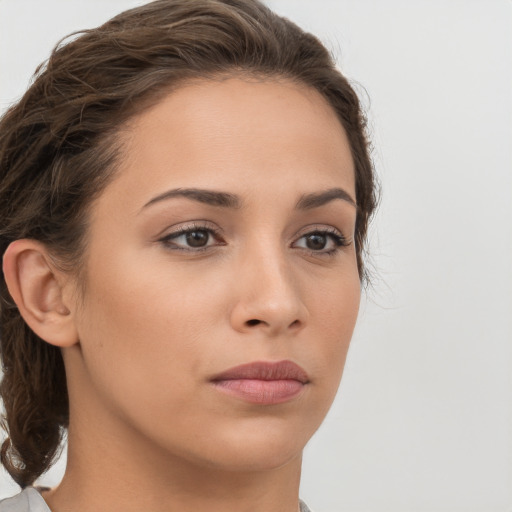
[
  {"left": 159, "top": 221, "right": 223, "bottom": 238},
  {"left": 162, "top": 223, "right": 345, "bottom": 239},
  {"left": 294, "top": 224, "right": 344, "bottom": 237}
]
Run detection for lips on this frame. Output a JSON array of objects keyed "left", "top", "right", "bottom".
[{"left": 210, "top": 360, "right": 309, "bottom": 405}]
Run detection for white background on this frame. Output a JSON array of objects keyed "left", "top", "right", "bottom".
[{"left": 1, "top": 1, "right": 511, "bottom": 510}]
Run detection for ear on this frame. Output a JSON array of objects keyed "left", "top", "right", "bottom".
[{"left": 2, "top": 239, "right": 79, "bottom": 347}]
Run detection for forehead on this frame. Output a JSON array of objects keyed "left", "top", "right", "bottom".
[{"left": 102, "top": 77, "right": 356, "bottom": 212}]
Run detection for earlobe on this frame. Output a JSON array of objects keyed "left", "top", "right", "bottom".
[{"left": 2, "top": 239, "right": 79, "bottom": 348}]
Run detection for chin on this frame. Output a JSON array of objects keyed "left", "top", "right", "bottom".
[
  {"left": 200, "top": 443, "right": 304, "bottom": 473},
  {"left": 179, "top": 416, "right": 315, "bottom": 473}
]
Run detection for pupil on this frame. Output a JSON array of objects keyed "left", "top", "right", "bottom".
[
  {"left": 307, "top": 233, "right": 326, "bottom": 250},
  {"left": 186, "top": 230, "right": 208, "bottom": 247}
]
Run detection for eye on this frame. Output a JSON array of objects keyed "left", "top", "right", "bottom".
[
  {"left": 293, "top": 228, "right": 348, "bottom": 255},
  {"left": 159, "top": 223, "right": 349, "bottom": 255},
  {"left": 159, "top": 223, "right": 224, "bottom": 252}
]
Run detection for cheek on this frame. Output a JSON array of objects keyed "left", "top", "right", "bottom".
[
  {"left": 309, "top": 269, "right": 360, "bottom": 382},
  {"left": 72, "top": 276, "right": 218, "bottom": 437},
  {"left": 74, "top": 251, "right": 228, "bottom": 392}
]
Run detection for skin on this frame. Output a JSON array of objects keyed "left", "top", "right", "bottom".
[{"left": 5, "top": 77, "right": 360, "bottom": 512}]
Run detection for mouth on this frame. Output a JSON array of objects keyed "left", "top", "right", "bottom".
[{"left": 210, "top": 360, "right": 309, "bottom": 405}]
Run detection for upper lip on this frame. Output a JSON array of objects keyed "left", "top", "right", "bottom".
[{"left": 211, "top": 360, "right": 309, "bottom": 383}]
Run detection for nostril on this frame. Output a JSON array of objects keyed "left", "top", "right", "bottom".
[{"left": 246, "top": 319, "right": 261, "bottom": 326}]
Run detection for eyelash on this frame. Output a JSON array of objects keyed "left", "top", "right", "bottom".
[{"left": 158, "top": 223, "right": 350, "bottom": 257}]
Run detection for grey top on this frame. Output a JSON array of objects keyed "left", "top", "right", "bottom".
[
  {"left": 0, "top": 487, "right": 313, "bottom": 512},
  {"left": 0, "top": 488, "right": 50, "bottom": 512}
]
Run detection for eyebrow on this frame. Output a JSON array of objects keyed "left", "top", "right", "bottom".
[{"left": 141, "top": 186, "right": 356, "bottom": 211}]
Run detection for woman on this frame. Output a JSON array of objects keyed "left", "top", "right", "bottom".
[{"left": 0, "top": 0, "right": 377, "bottom": 510}]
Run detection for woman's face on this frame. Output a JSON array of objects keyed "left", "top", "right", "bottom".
[{"left": 66, "top": 77, "right": 360, "bottom": 471}]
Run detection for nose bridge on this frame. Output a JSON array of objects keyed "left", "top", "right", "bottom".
[
  {"left": 253, "top": 243, "right": 294, "bottom": 299},
  {"left": 230, "top": 233, "right": 308, "bottom": 335}
]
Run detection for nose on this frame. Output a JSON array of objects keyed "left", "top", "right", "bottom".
[{"left": 229, "top": 247, "right": 309, "bottom": 337}]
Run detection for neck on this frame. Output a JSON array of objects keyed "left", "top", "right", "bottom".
[
  {"left": 43, "top": 396, "right": 303, "bottom": 512},
  {"left": 44, "top": 435, "right": 302, "bottom": 512}
]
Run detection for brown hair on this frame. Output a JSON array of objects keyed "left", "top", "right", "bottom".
[{"left": 0, "top": 0, "right": 377, "bottom": 488}]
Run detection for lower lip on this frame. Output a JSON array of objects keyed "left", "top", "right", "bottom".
[{"left": 212, "top": 379, "right": 305, "bottom": 404}]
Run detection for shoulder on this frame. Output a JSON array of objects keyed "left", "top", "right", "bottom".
[
  {"left": 0, "top": 488, "right": 51, "bottom": 512},
  {"left": 299, "top": 499, "right": 315, "bottom": 512}
]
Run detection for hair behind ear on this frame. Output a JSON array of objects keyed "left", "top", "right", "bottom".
[{"left": 0, "top": 307, "right": 68, "bottom": 488}]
